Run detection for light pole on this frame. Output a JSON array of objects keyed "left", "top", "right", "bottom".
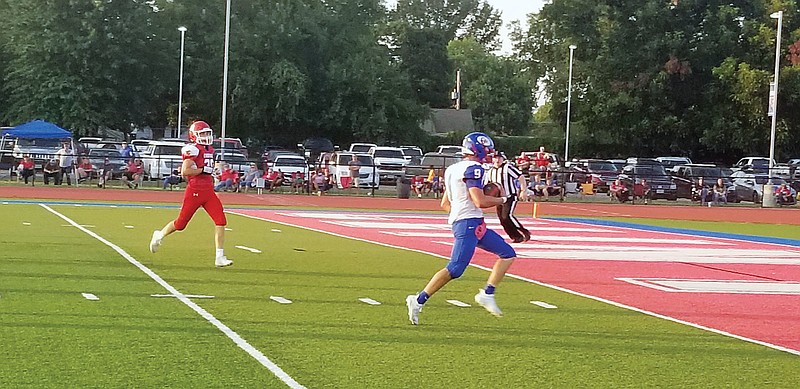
[
  {"left": 177, "top": 26, "right": 187, "bottom": 138},
  {"left": 220, "top": 0, "right": 232, "bottom": 152},
  {"left": 565, "top": 44, "right": 577, "bottom": 164},
  {"left": 768, "top": 11, "right": 783, "bottom": 174}
]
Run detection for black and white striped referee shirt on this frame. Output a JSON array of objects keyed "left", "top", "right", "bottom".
[{"left": 486, "top": 162, "right": 523, "bottom": 197}]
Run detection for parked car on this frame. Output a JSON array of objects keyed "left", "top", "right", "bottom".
[
  {"left": 400, "top": 145, "right": 423, "bottom": 165},
  {"left": 436, "top": 145, "right": 464, "bottom": 155},
  {"left": 568, "top": 159, "right": 619, "bottom": 193},
  {"left": 299, "top": 137, "right": 335, "bottom": 169},
  {"left": 368, "top": 146, "right": 408, "bottom": 183},
  {"left": 10, "top": 137, "right": 66, "bottom": 165},
  {"left": 656, "top": 156, "right": 692, "bottom": 170},
  {"left": 405, "top": 152, "right": 462, "bottom": 179},
  {"left": 271, "top": 154, "right": 310, "bottom": 184},
  {"left": 329, "top": 152, "right": 379, "bottom": 189},
  {"left": 215, "top": 150, "right": 250, "bottom": 175},
  {"left": 213, "top": 137, "right": 248, "bottom": 158},
  {"left": 139, "top": 140, "right": 186, "bottom": 179},
  {"left": 669, "top": 163, "right": 731, "bottom": 200},
  {"left": 86, "top": 148, "right": 128, "bottom": 179},
  {"left": 728, "top": 172, "right": 792, "bottom": 203},
  {"left": 618, "top": 159, "right": 678, "bottom": 200},
  {"left": 348, "top": 142, "right": 377, "bottom": 154}
]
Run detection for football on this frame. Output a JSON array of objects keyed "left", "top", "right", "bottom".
[{"left": 483, "top": 182, "right": 502, "bottom": 197}]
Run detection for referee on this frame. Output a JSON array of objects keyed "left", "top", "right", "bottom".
[{"left": 486, "top": 152, "right": 530, "bottom": 243}]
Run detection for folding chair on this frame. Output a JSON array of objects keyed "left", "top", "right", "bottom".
[{"left": 254, "top": 178, "right": 266, "bottom": 195}]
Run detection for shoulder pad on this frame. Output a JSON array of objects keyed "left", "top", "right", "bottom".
[{"left": 181, "top": 144, "right": 199, "bottom": 157}]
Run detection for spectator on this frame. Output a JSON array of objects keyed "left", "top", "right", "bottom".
[
  {"left": 240, "top": 163, "right": 260, "bottom": 193},
  {"left": 55, "top": 143, "right": 74, "bottom": 185},
  {"left": 264, "top": 169, "right": 283, "bottom": 191},
  {"left": 533, "top": 146, "right": 549, "bottom": 176},
  {"left": 42, "top": 158, "right": 60, "bottom": 185},
  {"left": 776, "top": 183, "right": 794, "bottom": 205},
  {"left": 694, "top": 177, "right": 709, "bottom": 205},
  {"left": 424, "top": 165, "right": 436, "bottom": 194},
  {"left": 712, "top": 178, "right": 727, "bottom": 206},
  {"left": 96, "top": 158, "right": 113, "bottom": 188},
  {"left": 18, "top": 155, "right": 35, "bottom": 186},
  {"left": 431, "top": 174, "right": 442, "bottom": 199},
  {"left": 412, "top": 175, "right": 426, "bottom": 198},
  {"left": 162, "top": 169, "right": 183, "bottom": 190},
  {"left": 638, "top": 178, "right": 651, "bottom": 204},
  {"left": 312, "top": 170, "right": 328, "bottom": 195},
  {"left": 120, "top": 142, "right": 135, "bottom": 158},
  {"left": 515, "top": 152, "right": 531, "bottom": 178},
  {"left": 214, "top": 164, "right": 238, "bottom": 192},
  {"left": 121, "top": 158, "right": 144, "bottom": 189},
  {"left": 76, "top": 157, "right": 93, "bottom": 183},
  {"left": 610, "top": 179, "right": 629, "bottom": 202},
  {"left": 290, "top": 171, "right": 305, "bottom": 194},
  {"left": 348, "top": 154, "right": 361, "bottom": 194}
]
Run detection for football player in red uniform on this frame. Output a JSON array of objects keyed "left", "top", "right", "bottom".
[{"left": 149, "top": 120, "right": 233, "bottom": 267}]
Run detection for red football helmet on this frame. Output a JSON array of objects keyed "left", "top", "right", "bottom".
[{"left": 188, "top": 121, "right": 213, "bottom": 145}]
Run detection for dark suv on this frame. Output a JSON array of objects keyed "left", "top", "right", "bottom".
[
  {"left": 618, "top": 158, "right": 677, "bottom": 200},
  {"left": 568, "top": 159, "right": 619, "bottom": 193},
  {"left": 669, "top": 164, "right": 731, "bottom": 200}
]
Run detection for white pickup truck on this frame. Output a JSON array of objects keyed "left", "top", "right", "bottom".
[{"left": 139, "top": 140, "right": 186, "bottom": 179}]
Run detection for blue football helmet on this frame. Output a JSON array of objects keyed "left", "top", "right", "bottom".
[{"left": 462, "top": 132, "right": 495, "bottom": 163}]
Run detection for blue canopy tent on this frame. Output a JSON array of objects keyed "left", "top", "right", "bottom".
[
  {"left": 1, "top": 120, "right": 77, "bottom": 184},
  {"left": 1, "top": 120, "right": 72, "bottom": 139}
]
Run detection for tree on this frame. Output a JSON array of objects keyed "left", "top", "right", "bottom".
[
  {"left": 3, "top": 0, "right": 172, "bottom": 134},
  {"left": 448, "top": 38, "right": 534, "bottom": 135}
]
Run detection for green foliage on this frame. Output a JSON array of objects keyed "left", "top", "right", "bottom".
[
  {"left": 517, "top": 0, "right": 800, "bottom": 161},
  {"left": 448, "top": 38, "right": 535, "bottom": 135}
]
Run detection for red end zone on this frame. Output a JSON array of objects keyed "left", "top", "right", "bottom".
[{"left": 233, "top": 209, "right": 800, "bottom": 354}]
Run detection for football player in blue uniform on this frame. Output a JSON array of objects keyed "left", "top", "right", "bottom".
[{"left": 406, "top": 132, "right": 517, "bottom": 325}]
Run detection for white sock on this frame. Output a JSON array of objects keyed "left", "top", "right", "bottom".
[{"left": 216, "top": 249, "right": 224, "bottom": 258}]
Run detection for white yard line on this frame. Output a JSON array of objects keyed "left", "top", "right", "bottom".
[
  {"left": 41, "top": 204, "right": 305, "bottom": 389},
  {"left": 230, "top": 209, "right": 800, "bottom": 357}
]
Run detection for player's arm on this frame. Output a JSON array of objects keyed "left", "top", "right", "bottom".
[
  {"left": 518, "top": 174, "right": 528, "bottom": 201},
  {"left": 181, "top": 159, "right": 202, "bottom": 177},
  {"left": 468, "top": 186, "right": 505, "bottom": 208},
  {"left": 464, "top": 165, "right": 505, "bottom": 208},
  {"left": 440, "top": 187, "right": 451, "bottom": 213}
]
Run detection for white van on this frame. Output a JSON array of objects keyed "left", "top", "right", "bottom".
[{"left": 329, "top": 152, "right": 379, "bottom": 189}]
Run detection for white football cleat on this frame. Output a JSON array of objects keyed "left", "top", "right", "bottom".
[
  {"left": 474, "top": 289, "right": 503, "bottom": 317},
  {"left": 149, "top": 230, "right": 163, "bottom": 253},
  {"left": 406, "top": 294, "right": 423, "bottom": 325},
  {"left": 215, "top": 256, "right": 233, "bottom": 267}
]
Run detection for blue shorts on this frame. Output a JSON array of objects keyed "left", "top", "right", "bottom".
[{"left": 446, "top": 218, "right": 516, "bottom": 278}]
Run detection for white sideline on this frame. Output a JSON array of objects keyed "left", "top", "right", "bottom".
[{"left": 41, "top": 204, "right": 305, "bottom": 389}]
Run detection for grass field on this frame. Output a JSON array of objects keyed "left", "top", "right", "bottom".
[{"left": 1, "top": 201, "right": 799, "bottom": 388}]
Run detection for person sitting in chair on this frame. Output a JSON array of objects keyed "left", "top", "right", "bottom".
[
  {"left": 712, "top": 178, "right": 728, "bottom": 206},
  {"left": 162, "top": 169, "right": 183, "bottom": 190},
  {"left": 610, "top": 179, "right": 630, "bottom": 202}
]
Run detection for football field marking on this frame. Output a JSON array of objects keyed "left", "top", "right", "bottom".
[
  {"left": 618, "top": 278, "right": 800, "bottom": 294},
  {"left": 270, "top": 296, "right": 293, "bottom": 304},
  {"left": 151, "top": 294, "right": 215, "bottom": 299},
  {"left": 41, "top": 204, "right": 305, "bottom": 389},
  {"left": 358, "top": 298, "right": 381, "bottom": 305},
  {"left": 446, "top": 299, "right": 471, "bottom": 307},
  {"left": 82, "top": 293, "right": 100, "bottom": 301},
  {"left": 230, "top": 209, "right": 800, "bottom": 356},
  {"left": 235, "top": 245, "right": 262, "bottom": 254},
  {"left": 531, "top": 301, "right": 557, "bottom": 309}
]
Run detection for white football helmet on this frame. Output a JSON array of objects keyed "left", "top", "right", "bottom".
[{"left": 188, "top": 121, "right": 213, "bottom": 145}]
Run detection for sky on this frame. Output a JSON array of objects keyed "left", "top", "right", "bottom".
[{"left": 384, "top": 0, "right": 548, "bottom": 53}]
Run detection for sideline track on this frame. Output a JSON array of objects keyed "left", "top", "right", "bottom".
[{"left": 39, "top": 204, "right": 306, "bottom": 389}]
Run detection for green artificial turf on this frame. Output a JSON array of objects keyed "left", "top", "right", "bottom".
[{"left": 1, "top": 202, "right": 798, "bottom": 388}]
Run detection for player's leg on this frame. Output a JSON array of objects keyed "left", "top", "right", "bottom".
[
  {"left": 150, "top": 190, "right": 202, "bottom": 253},
  {"left": 406, "top": 219, "right": 478, "bottom": 325},
  {"left": 202, "top": 192, "right": 232, "bottom": 267},
  {"left": 474, "top": 229, "right": 516, "bottom": 317}
]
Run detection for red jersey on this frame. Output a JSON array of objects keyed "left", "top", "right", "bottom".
[
  {"left": 21, "top": 159, "right": 35, "bottom": 169},
  {"left": 182, "top": 143, "right": 215, "bottom": 190}
]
